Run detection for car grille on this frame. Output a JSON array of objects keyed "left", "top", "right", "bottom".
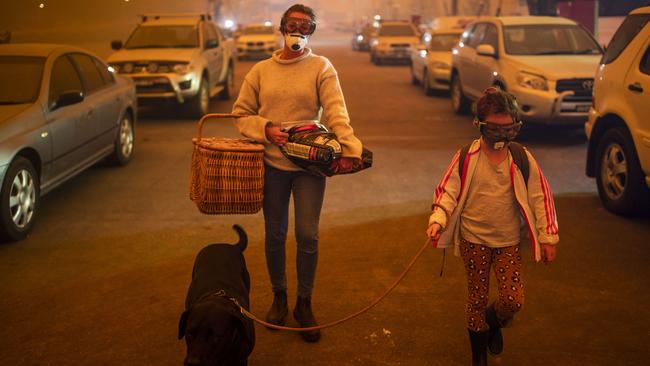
[
  {"left": 133, "top": 77, "right": 173, "bottom": 93},
  {"left": 247, "top": 42, "right": 265, "bottom": 46},
  {"left": 556, "top": 78, "right": 594, "bottom": 102},
  {"left": 390, "top": 43, "right": 410, "bottom": 48}
]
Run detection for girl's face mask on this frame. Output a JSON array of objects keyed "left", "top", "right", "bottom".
[
  {"left": 284, "top": 33, "right": 309, "bottom": 52},
  {"left": 478, "top": 121, "right": 523, "bottom": 150}
]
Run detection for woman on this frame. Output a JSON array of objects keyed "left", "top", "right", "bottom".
[{"left": 232, "top": 4, "right": 362, "bottom": 343}]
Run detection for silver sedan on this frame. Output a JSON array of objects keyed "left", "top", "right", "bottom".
[{"left": 0, "top": 44, "right": 137, "bottom": 241}]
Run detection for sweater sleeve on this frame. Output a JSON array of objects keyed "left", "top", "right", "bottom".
[
  {"left": 317, "top": 59, "right": 362, "bottom": 158},
  {"left": 525, "top": 151, "right": 560, "bottom": 245},
  {"left": 428, "top": 150, "right": 462, "bottom": 230},
  {"left": 232, "top": 66, "right": 271, "bottom": 143}
]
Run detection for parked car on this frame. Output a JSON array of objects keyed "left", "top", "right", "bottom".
[
  {"left": 411, "top": 29, "right": 463, "bottom": 94},
  {"left": 585, "top": 6, "right": 650, "bottom": 216},
  {"left": 236, "top": 23, "right": 281, "bottom": 59},
  {"left": 370, "top": 21, "right": 420, "bottom": 65},
  {"left": 450, "top": 16, "right": 603, "bottom": 125},
  {"left": 107, "top": 14, "right": 236, "bottom": 117},
  {"left": 352, "top": 26, "right": 374, "bottom": 52},
  {"left": 0, "top": 43, "right": 137, "bottom": 241}
]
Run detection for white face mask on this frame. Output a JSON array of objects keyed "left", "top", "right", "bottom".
[{"left": 284, "top": 33, "right": 309, "bottom": 52}]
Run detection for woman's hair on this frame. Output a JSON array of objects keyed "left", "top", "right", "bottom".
[
  {"left": 474, "top": 87, "right": 520, "bottom": 122},
  {"left": 280, "top": 4, "right": 317, "bottom": 33}
]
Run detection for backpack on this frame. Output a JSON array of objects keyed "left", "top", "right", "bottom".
[{"left": 458, "top": 141, "right": 530, "bottom": 186}]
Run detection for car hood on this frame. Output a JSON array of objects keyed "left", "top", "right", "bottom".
[
  {"left": 0, "top": 103, "right": 32, "bottom": 124},
  {"left": 237, "top": 34, "right": 277, "bottom": 43},
  {"left": 428, "top": 51, "right": 452, "bottom": 64},
  {"left": 507, "top": 55, "right": 602, "bottom": 80},
  {"left": 107, "top": 48, "right": 199, "bottom": 63}
]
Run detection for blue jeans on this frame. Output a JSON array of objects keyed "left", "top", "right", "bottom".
[{"left": 263, "top": 165, "right": 326, "bottom": 298}]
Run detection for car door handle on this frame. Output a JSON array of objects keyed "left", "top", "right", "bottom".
[{"left": 628, "top": 83, "right": 644, "bottom": 93}]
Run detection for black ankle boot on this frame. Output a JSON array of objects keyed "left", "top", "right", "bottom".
[
  {"left": 468, "top": 329, "right": 489, "bottom": 366},
  {"left": 293, "top": 296, "right": 321, "bottom": 342},
  {"left": 265, "top": 290, "right": 288, "bottom": 328},
  {"left": 485, "top": 304, "right": 504, "bottom": 355}
]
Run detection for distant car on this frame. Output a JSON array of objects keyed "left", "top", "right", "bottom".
[
  {"left": 370, "top": 21, "right": 420, "bottom": 65},
  {"left": 585, "top": 6, "right": 650, "bottom": 216},
  {"left": 411, "top": 29, "right": 463, "bottom": 94},
  {"left": 236, "top": 23, "right": 281, "bottom": 59},
  {"left": 0, "top": 43, "right": 137, "bottom": 241},
  {"left": 352, "top": 26, "right": 374, "bottom": 52},
  {"left": 450, "top": 16, "right": 603, "bottom": 125},
  {"left": 107, "top": 14, "right": 236, "bottom": 117}
]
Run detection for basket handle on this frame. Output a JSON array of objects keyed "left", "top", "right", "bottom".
[{"left": 196, "top": 113, "right": 248, "bottom": 140}]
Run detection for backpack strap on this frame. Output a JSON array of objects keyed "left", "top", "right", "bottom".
[
  {"left": 458, "top": 141, "right": 530, "bottom": 186},
  {"left": 508, "top": 142, "right": 530, "bottom": 186}
]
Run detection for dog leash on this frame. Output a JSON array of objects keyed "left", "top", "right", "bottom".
[{"left": 236, "top": 238, "right": 432, "bottom": 332}]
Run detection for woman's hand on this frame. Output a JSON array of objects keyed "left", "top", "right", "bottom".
[
  {"left": 426, "top": 222, "right": 443, "bottom": 242},
  {"left": 265, "top": 125, "right": 289, "bottom": 146},
  {"left": 541, "top": 244, "right": 557, "bottom": 264}
]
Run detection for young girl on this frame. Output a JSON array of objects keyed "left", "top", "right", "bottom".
[{"left": 426, "top": 88, "right": 559, "bottom": 365}]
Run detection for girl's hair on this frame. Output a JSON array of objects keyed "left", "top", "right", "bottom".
[
  {"left": 280, "top": 4, "right": 317, "bottom": 33},
  {"left": 474, "top": 87, "right": 520, "bottom": 122}
]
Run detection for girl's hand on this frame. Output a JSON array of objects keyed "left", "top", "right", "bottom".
[
  {"left": 426, "top": 223, "right": 442, "bottom": 242},
  {"left": 337, "top": 157, "right": 360, "bottom": 173},
  {"left": 265, "top": 125, "right": 289, "bottom": 146},
  {"left": 541, "top": 244, "right": 557, "bottom": 264}
]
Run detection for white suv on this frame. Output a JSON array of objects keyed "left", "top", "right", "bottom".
[
  {"left": 450, "top": 16, "right": 603, "bottom": 125},
  {"left": 236, "top": 23, "right": 281, "bottom": 60},
  {"left": 585, "top": 6, "right": 650, "bottom": 216},
  {"left": 108, "top": 14, "right": 236, "bottom": 117}
]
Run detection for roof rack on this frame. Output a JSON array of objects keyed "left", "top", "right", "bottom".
[{"left": 140, "top": 13, "right": 212, "bottom": 22}]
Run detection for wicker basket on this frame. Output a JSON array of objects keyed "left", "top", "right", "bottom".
[{"left": 190, "top": 113, "right": 265, "bottom": 215}]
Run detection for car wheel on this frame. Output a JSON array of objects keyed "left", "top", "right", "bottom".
[
  {"left": 595, "top": 128, "right": 650, "bottom": 216},
  {"left": 218, "top": 65, "right": 234, "bottom": 100},
  {"left": 0, "top": 157, "right": 40, "bottom": 242},
  {"left": 423, "top": 68, "right": 433, "bottom": 96},
  {"left": 451, "top": 73, "right": 471, "bottom": 115},
  {"left": 410, "top": 65, "right": 419, "bottom": 85},
  {"left": 188, "top": 76, "right": 210, "bottom": 118},
  {"left": 107, "top": 112, "right": 134, "bottom": 166}
]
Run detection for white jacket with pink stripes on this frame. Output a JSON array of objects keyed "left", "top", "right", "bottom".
[{"left": 428, "top": 139, "right": 559, "bottom": 262}]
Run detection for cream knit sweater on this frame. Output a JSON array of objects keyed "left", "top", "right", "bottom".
[{"left": 232, "top": 48, "right": 362, "bottom": 171}]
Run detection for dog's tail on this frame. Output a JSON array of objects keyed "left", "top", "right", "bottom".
[{"left": 232, "top": 224, "right": 248, "bottom": 252}]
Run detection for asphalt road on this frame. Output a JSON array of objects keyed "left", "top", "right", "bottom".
[{"left": 2, "top": 33, "right": 649, "bottom": 366}]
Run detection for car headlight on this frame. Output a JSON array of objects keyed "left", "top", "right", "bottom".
[
  {"left": 122, "top": 62, "right": 134, "bottom": 74},
  {"left": 431, "top": 60, "right": 451, "bottom": 70},
  {"left": 109, "top": 64, "right": 120, "bottom": 73},
  {"left": 173, "top": 63, "right": 191, "bottom": 75},
  {"left": 357, "top": 35, "right": 364, "bottom": 42},
  {"left": 419, "top": 50, "right": 428, "bottom": 58},
  {"left": 517, "top": 72, "right": 548, "bottom": 91},
  {"left": 146, "top": 62, "right": 159, "bottom": 73},
  {"left": 371, "top": 39, "right": 379, "bottom": 47}
]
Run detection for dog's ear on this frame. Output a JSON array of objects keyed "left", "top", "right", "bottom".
[
  {"left": 231, "top": 313, "right": 255, "bottom": 359},
  {"left": 178, "top": 310, "right": 189, "bottom": 340}
]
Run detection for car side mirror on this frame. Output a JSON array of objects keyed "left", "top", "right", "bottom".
[
  {"left": 476, "top": 44, "right": 497, "bottom": 58},
  {"left": 111, "top": 40, "right": 123, "bottom": 50},
  {"left": 205, "top": 39, "right": 219, "bottom": 49},
  {"left": 53, "top": 91, "right": 84, "bottom": 110}
]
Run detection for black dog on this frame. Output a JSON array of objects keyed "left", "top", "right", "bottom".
[{"left": 178, "top": 225, "right": 255, "bottom": 366}]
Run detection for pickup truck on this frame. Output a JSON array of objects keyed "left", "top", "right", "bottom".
[{"left": 108, "top": 14, "right": 236, "bottom": 117}]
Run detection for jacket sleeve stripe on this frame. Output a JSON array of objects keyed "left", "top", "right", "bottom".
[
  {"left": 538, "top": 166, "right": 558, "bottom": 235},
  {"left": 511, "top": 161, "right": 540, "bottom": 260},
  {"left": 434, "top": 152, "right": 460, "bottom": 204}
]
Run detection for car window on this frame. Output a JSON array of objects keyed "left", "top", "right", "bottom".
[
  {"left": 124, "top": 25, "right": 199, "bottom": 49},
  {"left": 70, "top": 53, "right": 106, "bottom": 94},
  {"left": 602, "top": 14, "right": 650, "bottom": 64},
  {"left": 93, "top": 57, "right": 115, "bottom": 84},
  {"left": 0, "top": 56, "right": 45, "bottom": 105},
  {"left": 379, "top": 25, "right": 416, "bottom": 36},
  {"left": 503, "top": 25, "right": 601, "bottom": 55},
  {"left": 467, "top": 23, "right": 487, "bottom": 48},
  {"left": 241, "top": 25, "right": 274, "bottom": 35},
  {"left": 481, "top": 24, "right": 499, "bottom": 50},
  {"left": 49, "top": 55, "right": 83, "bottom": 109},
  {"left": 429, "top": 33, "right": 461, "bottom": 51},
  {"left": 640, "top": 45, "right": 650, "bottom": 75},
  {"left": 460, "top": 24, "right": 475, "bottom": 46},
  {"left": 204, "top": 22, "right": 218, "bottom": 46}
]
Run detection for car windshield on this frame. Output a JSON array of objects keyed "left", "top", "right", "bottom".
[
  {"left": 241, "top": 26, "right": 274, "bottom": 35},
  {"left": 124, "top": 25, "right": 199, "bottom": 49},
  {"left": 379, "top": 25, "right": 416, "bottom": 36},
  {"left": 429, "top": 33, "right": 461, "bottom": 51},
  {"left": 503, "top": 24, "right": 601, "bottom": 55},
  {"left": 0, "top": 56, "right": 45, "bottom": 105}
]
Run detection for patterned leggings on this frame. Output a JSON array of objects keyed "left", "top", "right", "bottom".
[{"left": 460, "top": 239, "right": 524, "bottom": 332}]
